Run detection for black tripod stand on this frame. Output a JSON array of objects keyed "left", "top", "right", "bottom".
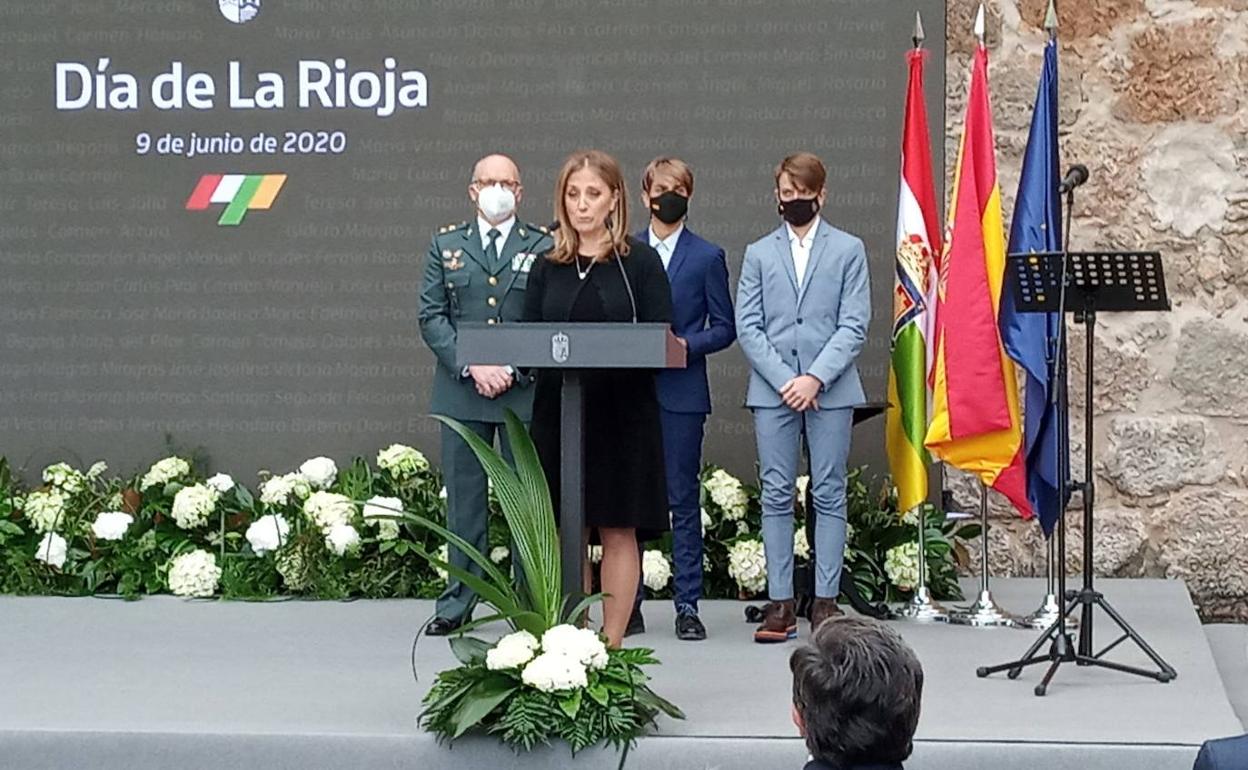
[{"left": 977, "top": 246, "right": 1177, "bottom": 695}]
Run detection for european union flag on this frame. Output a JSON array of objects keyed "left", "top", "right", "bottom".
[{"left": 1000, "top": 38, "right": 1066, "bottom": 535}]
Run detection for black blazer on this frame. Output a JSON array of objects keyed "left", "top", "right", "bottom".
[{"left": 523, "top": 236, "right": 673, "bottom": 324}]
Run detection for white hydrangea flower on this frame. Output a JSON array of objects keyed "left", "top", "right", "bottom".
[
  {"left": 794, "top": 527, "right": 811, "bottom": 560},
  {"left": 324, "top": 523, "right": 361, "bottom": 556},
  {"left": 728, "top": 539, "right": 767, "bottom": 595},
  {"left": 884, "top": 542, "right": 922, "bottom": 590},
  {"left": 86, "top": 461, "right": 108, "bottom": 479},
  {"left": 91, "top": 511, "right": 134, "bottom": 541},
  {"left": 521, "top": 650, "right": 588, "bottom": 693},
  {"left": 642, "top": 549, "right": 672, "bottom": 591},
  {"left": 362, "top": 496, "right": 402, "bottom": 541},
  {"left": 170, "top": 483, "right": 220, "bottom": 530},
  {"left": 140, "top": 456, "right": 191, "bottom": 490},
  {"left": 700, "top": 507, "right": 712, "bottom": 535},
  {"left": 303, "top": 491, "right": 355, "bottom": 534},
  {"left": 588, "top": 545, "right": 603, "bottom": 564},
  {"left": 486, "top": 630, "right": 539, "bottom": 670},
  {"left": 434, "top": 543, "right": 449, "bottom": 581},
  {"left": 736, "top": 520, "right": 750, "bottom": 535},
  {"left": 43, "top": 462, "right": 85, "bottom": 495},
  {"left": 795, "top": 474, "right": 810, "bottom": 505},
  {"left": 35, "top": 532, "right": 68, "bottom": 568},
  {"left": 167, "top": 549, "right": 222, "bottom": 598},
  {"left": 245, "top": 514, "right": 290, "bottom": 555},
  {"left": 541, "top": 624, "right": 609, "bottom": 671},
  {"left": 490, "top": 546, "right": 510, "bottom": 564},
  {"left": 362, "top": 495, "right": 401, "bottom": 522},
  {"left": 377, "top": 444, "right": 429, "bottom": 480},
  {"left": 259, "top": 472, "right": 312, "bottom": 507},
  {"left": 24, "top": 489, "right": 67, "bottom": 534},
  {"left": 705, "top": 469, "right": 749, "bottom": 521},
  {"left": 298, "top": 457, "right": 338, "bottom": 490},
  {"left": 205, "top": 473, "right": 235, "bottom": 494}
]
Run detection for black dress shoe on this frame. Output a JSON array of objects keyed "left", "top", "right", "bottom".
[
  {"left": 426, "top": 617, "right": 464, "bottom": 637},
  {"left": 675, "top": 610, "right": 707, "bottom": 641},
  {"left": 625, "top": 606, "right": 646, "bottom": 637}
]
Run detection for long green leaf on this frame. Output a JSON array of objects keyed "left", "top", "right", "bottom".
[
  {"left": 449, "top": 636, "right": 493, "bottom": 666},
  {"left": 396, "top": 512, "right": 516, "bottom": 601},
  {"left": 435, "top": 412, "right": 563, "bottom": 630},
  {"left": 409, "top": 543, "right": 522, "bottom": 622},
  {"left": 449, "top": 674, "right": 519, "bottom": 738}
]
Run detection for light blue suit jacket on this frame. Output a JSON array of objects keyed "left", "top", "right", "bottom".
[{"left": 735, "top": 219, "right": 871, "bottom": 409}]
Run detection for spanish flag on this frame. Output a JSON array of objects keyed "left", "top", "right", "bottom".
[
  {"left": 924, "top": 41, "right": 1033, "bottom": 519},
  {"left": 886, "top": 47, "right": 940, "bottom": 516}
]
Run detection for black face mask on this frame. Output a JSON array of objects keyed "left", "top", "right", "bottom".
[
  {"left": 778, "top": 196, "right": 820, "bottom": 227},
  {"left": 649, "top": 191, "right": 689, "bottom": 225}
]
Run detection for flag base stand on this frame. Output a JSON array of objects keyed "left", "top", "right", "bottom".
[
  {"left": 1019, "top": 591, "right": 1076, "bottom": 630},
  {"left": 1021, "top": 539, "right": 1078, "bottom": 630},
  {"left": 897, "top": 585, "right": 950, "bottom": 622},
  {"left": 947, "top": 485, "right": 1020, "bottom": 629},
  {"left": 979, "top": 237, "right": 1177, "bottom": 694},
  {"left": 949, "top": 588, "right": 1019, "bottom": 627}
]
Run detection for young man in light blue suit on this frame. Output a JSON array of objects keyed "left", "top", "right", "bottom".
[{"left": 735, "top": 152, "right": 871, "bottom": 643}]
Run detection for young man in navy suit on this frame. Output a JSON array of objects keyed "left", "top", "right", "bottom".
[{"left": 629, "top": 157, "right": 736, "bottom": 641}]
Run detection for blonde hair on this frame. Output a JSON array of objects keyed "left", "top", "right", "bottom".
[
  {"left": 549, "top": 150, "right": 631, "bottom": 265},
  {"left": 775, "top": 152, "right": 827, "bottom": 193},
  {"left": 641, "top": 156, "right": 695, "bottom": 197}
]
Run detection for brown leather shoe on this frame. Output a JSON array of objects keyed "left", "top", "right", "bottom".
[
  {"left": 810, "top": 597, "right": 844, "bottom": 630},
  {"left": 753, "top": 599, "right": 797, "bottom": 643}
]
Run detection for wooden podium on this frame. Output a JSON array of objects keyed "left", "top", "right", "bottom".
[{"left": 456, "top": 321, "right": 686, "bottom": 599}]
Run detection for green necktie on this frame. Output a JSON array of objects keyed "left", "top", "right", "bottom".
[{"left": 486, "top": 228, "right": 501, "bottom": 264}]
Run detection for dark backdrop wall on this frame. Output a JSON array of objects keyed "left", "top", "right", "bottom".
[{"left": 0, "top": 0, "right": 945, "bottom": 481}]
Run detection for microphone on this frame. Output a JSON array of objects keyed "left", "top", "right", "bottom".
[
  {"left": 613, "top": 245, "right": 638, "bottom": 323},
  {"left": 1057, "top": 164, "right": 1089, "bottom": 194}
]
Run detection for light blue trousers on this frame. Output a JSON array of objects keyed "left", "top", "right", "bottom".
[{"left": 753, "top": 406, "right": 853, "bottom": 600}]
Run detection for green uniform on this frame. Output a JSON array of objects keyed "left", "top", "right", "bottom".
[{"left": 418, "top": 218, "right": 552, "bottom": 621}]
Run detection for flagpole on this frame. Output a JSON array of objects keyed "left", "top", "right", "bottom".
[
  {"left": 896, "top": 10, "right": 948, "bottom": 623},
  {"left": 949, "top": 481, "right": 1019, "bottom": 626},
  {"left": 1018, "top": 1, "right": 1068, "bottom": 631},
  {"left": 948, "top": 4, "right": 1020, "bottom": 628}
]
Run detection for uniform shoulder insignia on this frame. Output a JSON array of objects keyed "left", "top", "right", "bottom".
[
  {"left": 437, "top": 221, "right": 468, "bottom": 235},
  {"left": 528, "top": 221, "right": 551, "bottom": 236}
]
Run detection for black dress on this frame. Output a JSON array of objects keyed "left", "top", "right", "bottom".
[{"left": 523, "top": 237, "right": 673, "bottom": 541}]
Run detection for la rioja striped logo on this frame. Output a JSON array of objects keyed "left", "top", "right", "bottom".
[{"left": 185, "top": 174, "right": 287, "bottom": 226}]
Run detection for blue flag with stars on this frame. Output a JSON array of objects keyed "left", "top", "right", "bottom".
[{"left": 1000, "top": 37, "right": 1066, "bottom": 535}]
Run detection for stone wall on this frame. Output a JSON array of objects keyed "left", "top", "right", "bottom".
[{"left": 944, "top": 0, "right": 1248, "bottom": 620}]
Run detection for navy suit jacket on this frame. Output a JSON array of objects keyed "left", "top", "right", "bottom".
[
  {"left": 637, "top": 226, "right": 736, "bottom": 414},
  {"left": 1194, "top": 734, "right": 1248, "bottom": 770}
]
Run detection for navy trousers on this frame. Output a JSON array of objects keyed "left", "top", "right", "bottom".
[{"left": 636, "top": 409, "right": 706, "bottom": 612}]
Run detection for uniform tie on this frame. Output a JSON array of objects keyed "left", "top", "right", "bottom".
[{"left": 486, "top": 228, "right": 501, "bottom": 264}]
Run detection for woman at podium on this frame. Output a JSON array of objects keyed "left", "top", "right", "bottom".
[{"left": 523, "top": 150, "right": 674, "bottom": 648}]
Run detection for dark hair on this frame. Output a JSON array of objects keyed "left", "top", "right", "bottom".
[{"left": 789, "top": 617, "right": 924, "bottom": 767}]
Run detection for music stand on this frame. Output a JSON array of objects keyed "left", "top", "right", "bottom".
[{"left": 977, "top": 250, "right": 1177, "bottom": 694}]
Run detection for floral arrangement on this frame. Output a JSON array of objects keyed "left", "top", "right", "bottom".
[
  {"left": 0, "top": 450, "right": 970, "bottom": 605},
  {"left": 414, "top": 413, "right": 683, "bottom": 755}
]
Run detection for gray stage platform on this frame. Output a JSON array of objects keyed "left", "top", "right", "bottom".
[{"left": 0, "top": 578, "right": 1241, "bottom": 770}]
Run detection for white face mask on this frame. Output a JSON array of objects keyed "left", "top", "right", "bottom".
[{"left": 477, "top": 183, "right": 516, "bottom": 223}]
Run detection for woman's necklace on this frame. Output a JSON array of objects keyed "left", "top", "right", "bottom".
[{"left": 575, "top": 255, "right": 597, "bottom": 281}]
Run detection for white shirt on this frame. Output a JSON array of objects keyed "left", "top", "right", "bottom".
[
  {"left": 786, "top": 218, "right": 819, "bottom": 288},
  {"left": 648, "top": 223, "right": 684, "bottom": 271},
  {"left": 477, "top": 215, "right": 515, "bottom": 255}
]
